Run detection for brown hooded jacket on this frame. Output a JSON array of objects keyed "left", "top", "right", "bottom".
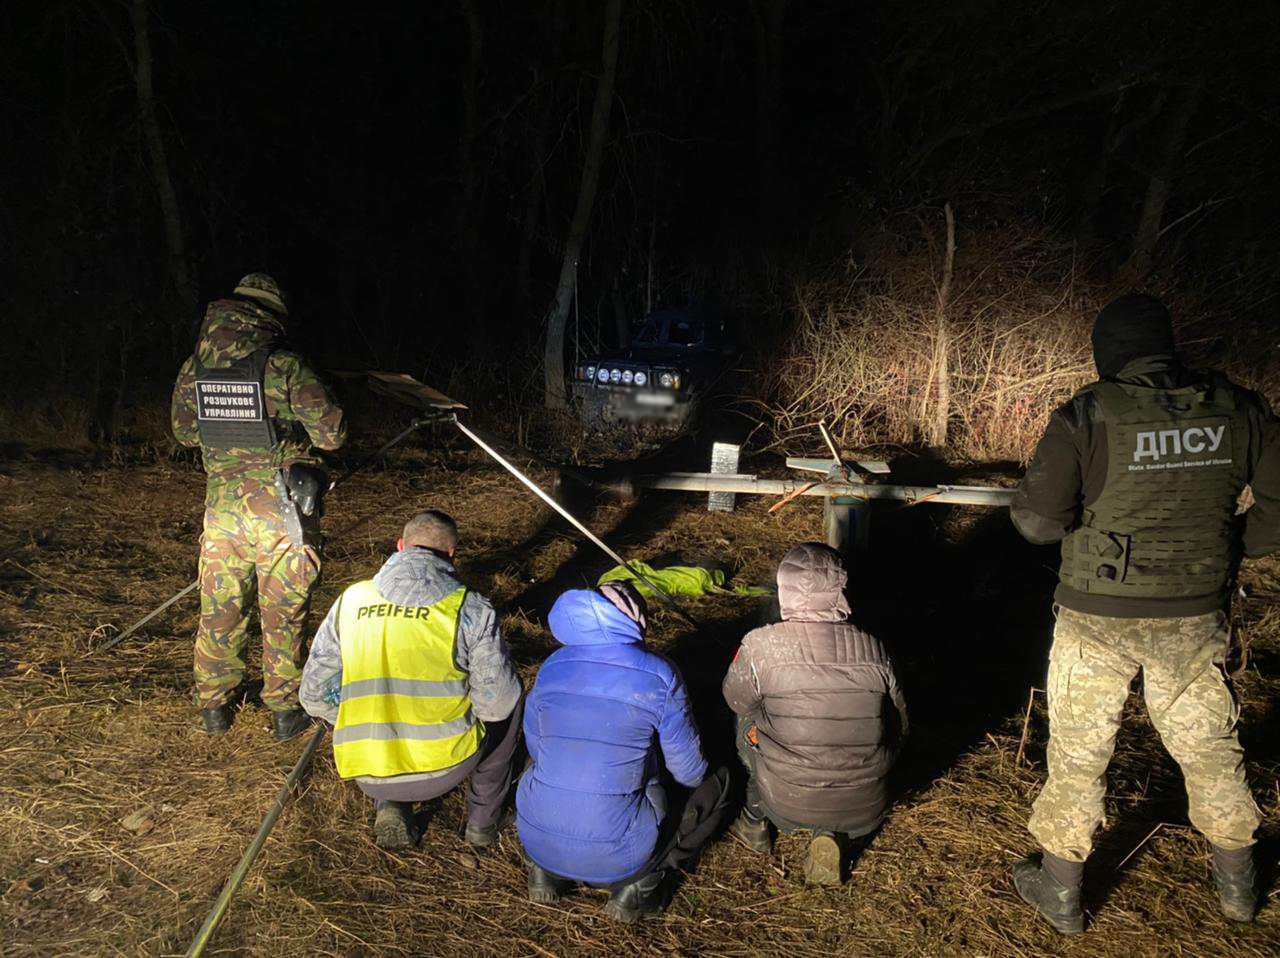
[{"left": 722, "top": 543, "right": 907, "bottom": 834}]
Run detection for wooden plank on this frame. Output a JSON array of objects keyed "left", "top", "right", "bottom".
[{"left": 366, "top": 371, "right": 468, "bottom": 410}]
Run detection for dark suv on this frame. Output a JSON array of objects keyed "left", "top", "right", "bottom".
[{"left": 571, "top": 305, "right": 730, "bottom": 431}]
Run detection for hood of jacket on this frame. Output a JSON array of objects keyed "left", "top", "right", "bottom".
[
  {"left": 1109, "top": 355, "right": 1201, "bottom": 390},
  {"left": 196, "top": 297, "right": 286, "bottom": 368},
  {"left": 547, "top": 588, "right": 644, "bottom": 646},
  {"left": 372, "top": 547, "right": 465, "bottom": 607},
  {"left": 777, "top": 542, "right": 852, "bottom": 623}
]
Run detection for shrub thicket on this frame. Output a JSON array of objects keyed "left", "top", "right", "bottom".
[{"left": 757, "top": 222, "right": 1279, "bottom": 464}]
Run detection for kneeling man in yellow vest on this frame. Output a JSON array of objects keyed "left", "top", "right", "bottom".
[{"left": 300, "top": 510, "right": 524, "bottom": 850}]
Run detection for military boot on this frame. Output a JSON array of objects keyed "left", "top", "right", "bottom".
[
  {"left": 271, "top": 708, "right": 311, "bottom": 742},
  {"left": 604, "top": 870, "right": 666, "bottom": 923},
  {"left": 1013, "top": 852, "right": 1084, "bottom": 935},
  {"left": 527, "top": 863, "right": 565, "bottom": 904},
  {"left": 1211, "top": 844, "right": 1257, "bottom": 923},
  {"left": 803, "top": 831, "right": 843, "bottom": 886},
  {"left": 373, "top": 802, "right": 421, "bottom": 850},
  {"left": 202, "top": 705, "right": 232, "bottom": 737},
  {"left": 465, "top": 808, "right": 514, "bottom": 849},
  {"left": 465, "top": 822, "right": 497, "bottom": 849},
  {"left": 729, "top": 810, "right": 774, "bottom": 854}
]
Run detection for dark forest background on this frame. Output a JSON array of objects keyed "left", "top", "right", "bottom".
[{"left": 2, "top": 0, "right": 1278, "bottom": 449}]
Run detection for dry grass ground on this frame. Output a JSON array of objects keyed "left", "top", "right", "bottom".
[{"left": 1, "top": 439, "right": 1277, "bottom": 957}]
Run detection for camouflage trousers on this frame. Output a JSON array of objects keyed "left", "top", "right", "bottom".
[
  {"left": 1029, "top": 606, "right": 1260, "bottom": 862},
  {"left": 194, "top": 480, "right": 321, "bottom": 712}
]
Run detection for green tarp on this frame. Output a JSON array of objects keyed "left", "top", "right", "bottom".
[{"left": 598, "top": 560, "right": 772, "bottom": 599}]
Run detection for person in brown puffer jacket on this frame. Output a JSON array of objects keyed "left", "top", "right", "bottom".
[{"left": 722, "top": 542, "right": 908, "bottom": 884}]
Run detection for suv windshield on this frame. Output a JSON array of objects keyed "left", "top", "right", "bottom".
[
  {"left": 632, "top": 311, "right": 705, "bottom": 347},
  {"left": 667, "top": 320, "right": 701, "bottom": 345}
]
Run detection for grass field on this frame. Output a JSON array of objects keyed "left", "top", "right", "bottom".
[{"left": 1, "top": 439, "right": 1277, "bottom": 957}]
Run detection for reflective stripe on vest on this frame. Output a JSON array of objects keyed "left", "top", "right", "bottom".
[
  {"left": 1059, "top": 378, "right": 1250, "bottom": 600},
  {"left": 332, "top": 580, "right": 482, "bottom": 779}
]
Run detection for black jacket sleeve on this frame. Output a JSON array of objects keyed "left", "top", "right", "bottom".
[
  {"left": 1011, "top": 402, "right": 1085, "bottom": 545},
  {"left": 1243, "top": 393, "right": 1280, "bottom": 558}
]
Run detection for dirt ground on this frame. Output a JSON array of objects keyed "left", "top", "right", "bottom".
[{"left": 1, "top": 436, "right": 1277, "bottom": 958}]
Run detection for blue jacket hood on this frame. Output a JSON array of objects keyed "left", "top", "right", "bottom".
[
  {"left": 548, "top": 589, "right": 643, "bottom": 647},
  {"left": 519, "top": 589, "right": 708, "bottom": 883}
]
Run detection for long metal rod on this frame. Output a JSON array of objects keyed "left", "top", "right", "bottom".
[
  {"left": 326, "top": 416, "right": 429, "bottom": 490},
  {"left": 87, "top": 420, "right": 432, "bottom": 658},
  {"left": 185, "top": 725, "right": 326, "bottom": 958},
  {"left": 460, "top": 421, "right": 612, "bottom": 493},
  {"left": 635, "top": 473, "right": 1015, "bottom": 507},
  {"left": 453, "top": 418, "right": 699, "bottom": 627}
]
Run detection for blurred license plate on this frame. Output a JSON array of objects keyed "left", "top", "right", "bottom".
[{"left": 635, "top": 392, "right": 675, "bottom": 406}]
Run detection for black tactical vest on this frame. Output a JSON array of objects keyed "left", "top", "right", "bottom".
[
  {"left": 1059, "top": 377, "right": 1250, "bottom": 600},
  {"left": 193, "top": 348, "right": 277, "bottom": 450}
]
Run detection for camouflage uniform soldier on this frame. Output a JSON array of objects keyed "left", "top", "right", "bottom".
[
  {"left": 1010, "top": 294, "right": 1280, "bottom": 932},
  {"left": 171, "top": 273, "right": 346, "bottom": 741}
]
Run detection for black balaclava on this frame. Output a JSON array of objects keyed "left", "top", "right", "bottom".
[{"left": 1091, "top": 293, "right": 1176, "bottom": 378}]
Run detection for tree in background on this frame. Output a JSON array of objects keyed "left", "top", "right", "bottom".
[{"left": 542, "top": 0, "right": 622, "bottom": 409}]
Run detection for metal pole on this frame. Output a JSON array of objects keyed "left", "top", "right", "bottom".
[
  {"left": 459, "top": 422, "right": 611, "bottom": 494},
  {"left": 88, "top": 419, "right": 432, "bottom": 658},
  {"left": 453, "top": 418, "right": 699, "bottom": 627},
  {"left": 89, "top": 581, "right": 202, "bottom": 657},
  {"left": 326, "top": 416, "right": 429, "bottom": 490},
  {"left": 634, "top": 473, "right": 1016, "bottom": 507},
  {"left": 185, "top": 726, "right": 326, "bottom": 958}
]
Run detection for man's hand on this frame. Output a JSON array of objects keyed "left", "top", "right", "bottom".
[{"left": 746, "top": 724, "right": 759, "bottom": 747}]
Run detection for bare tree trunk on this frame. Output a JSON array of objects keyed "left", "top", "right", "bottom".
[
  {"left": 928, "top": 202, "right": 955, "bottom": 448},
  {"left": 130, "top": 0, "right": 197, "bottom": 339},
  {"left": 457, "top": 0, "right": 485, "bottom": 346},
  {"left": 516, "top": 74, "right": 550, "bottom": 306},
  {"left": 542, "top": 0, "right": 622, "bottom": 409},
  {"left": 1077, "top": 88, "right": 1167, "bottom": 244},
  {"left": 1076, "top": 96, "right": 1122, "bottom": 245},
  {"left": 1129, "top": 79, "right": 1203, "bottom": 280},
  {"left": 611, "top": 278, "right": 629, "bottom": 347},
  {"left": 516, "top": 0, "right": 565, "bottom": 306},
  {"left": 749, "top": 0, "right": 787, "bottom": 222}
]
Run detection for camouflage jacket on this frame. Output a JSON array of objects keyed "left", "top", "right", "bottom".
[{"left": 171, "top": 297, "right": 347, "bottom": 494}]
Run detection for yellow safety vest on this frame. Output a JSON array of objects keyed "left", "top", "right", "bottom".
[{"left": 332, "top": 579, "right": 483, "bottom": 779}]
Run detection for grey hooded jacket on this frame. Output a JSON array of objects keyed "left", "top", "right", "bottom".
[
  {"left": 722, "top": 543, "right": 908, "bottom": 834},
  {"left": 300, "top": 547, "right": 522, "bottom": 783}
]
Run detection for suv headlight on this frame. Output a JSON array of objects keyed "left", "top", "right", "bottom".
[
  {"left": 622, "top": 369, "right": 634, "bottom": 385},
  {"left": 633, "top": 371, "right": 647, "bottom": 387},
  {"left": 585, "top": 365, "right": 596, "bottom": 381},
  {"left": 659, "top": 372, "right": 674, "bottom": 388},
  {"left": 596, "top": 367, "right": 609, "bottom": 383},
  {"left": 610, "top": 368, "right": 622, "bottom": 383}
]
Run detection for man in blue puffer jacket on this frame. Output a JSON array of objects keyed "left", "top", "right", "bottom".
[{"left": 516, "top": 582, "right": 729, "bottom": 922}]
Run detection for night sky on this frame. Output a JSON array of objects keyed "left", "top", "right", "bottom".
[{"left": 3, "top": 0, "right": 1278, "bottom": 426}]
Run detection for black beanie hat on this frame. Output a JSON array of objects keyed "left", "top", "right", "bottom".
[{"left": 1091, "top": 294, "right": 1175, "bottom": 378}]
